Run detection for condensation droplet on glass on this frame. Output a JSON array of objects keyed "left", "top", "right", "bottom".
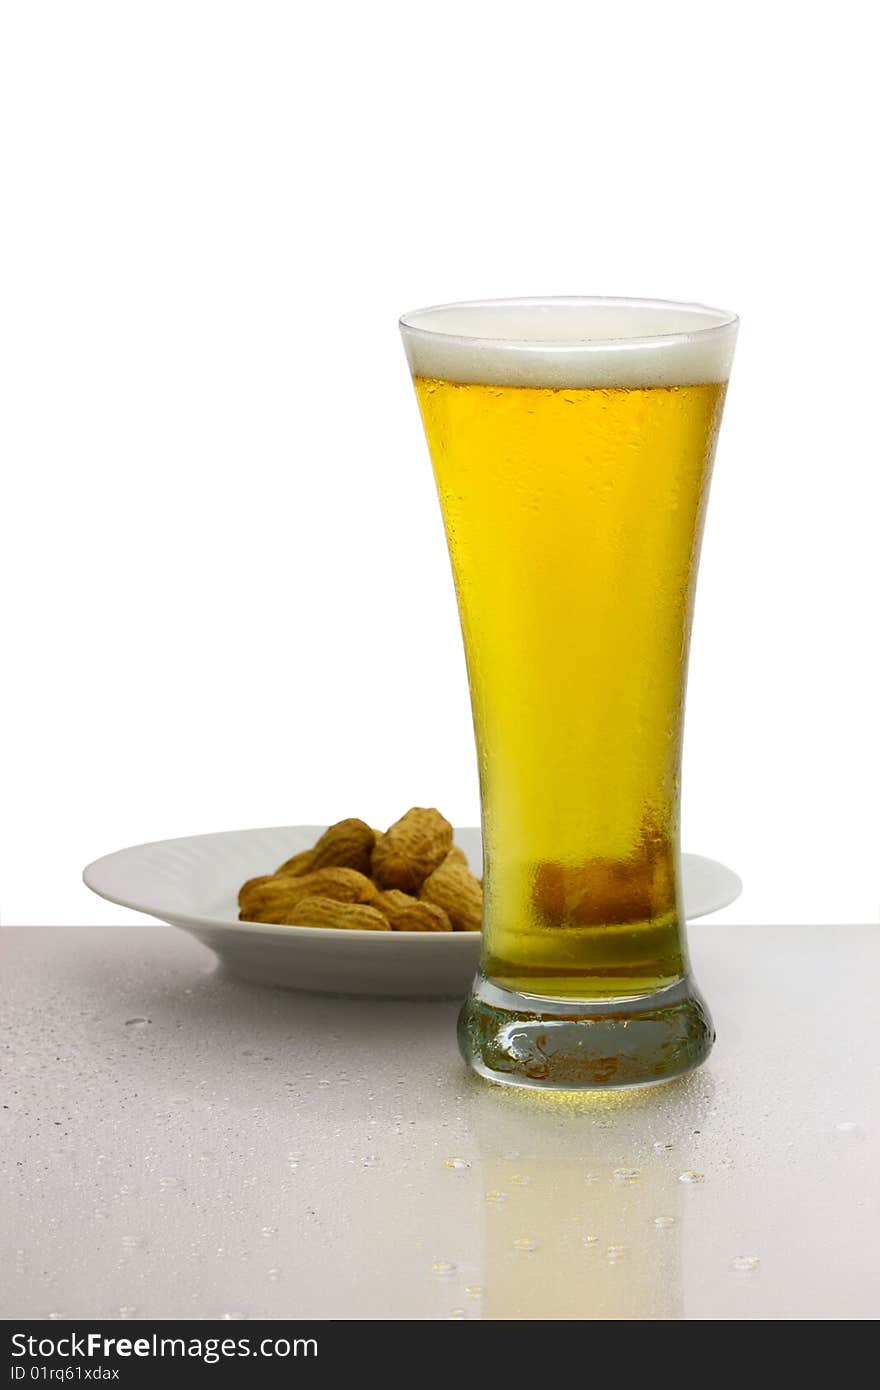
[
  {"left": 118, "top": 1306, "right": 137, "bottom": 1319},
  {"left": 485, "top": 1189, "right": 508, "bottom": 1203},
  {"left": 834, "top": 1121, "right": 860, "bottom": 1135},
  {"left": 221, "top": 1312, "right": 247, "bottom": 1320},
  {"left": 442, "top": 1157, "right": 470, "bottom": 1171},
  {"left": 430, "top": 1259, "right": 457, "bottom": 1275},
  {"left": 362, "top": 1155, "right": 380, "bottom": 1168},
  {"left": 513, "top": 1236, "right": 538, "bottom": 1253},
  {"left": 653, "top": 1216, "right": 676, "bottom": 1228},
  {"left": 449, "top": 1308, "right": 466, "bottom": 1320},
  {"left": 465, "top": 1284, "right": 484, "bottom": 1298},
  {"left": 261, "top": 1226, "right": 278, "bottom": 1239},
  {"left": 582, "top": 1234, "right": 599, "bottom": 1246},
  {"left": 606, "top": 1246, "right": 626, "bottom": 1262},
  {"left": 613, "top": 1168, "right": 640, "bottom": 1183},
  {"left": 653, "top": 1141, "right": 675, "bottom": 1151},
  {"left": 732, "top": 1255, "right": 761, "bottom": 1272},
  {"left": 509, "top": 1173, "right": 530, "bottom": 1187},
  {"left": 267, "top": 1268, "right": 281, "bottom": 1281},
  {"left": 124, "top": 1018, "right": 151, "bottom": 1029},
  {"left": 678, "top": 1170, "right": 705, "bottom": 1184}
]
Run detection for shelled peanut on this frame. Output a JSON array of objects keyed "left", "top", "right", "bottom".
[{"left": 238, "top": 808, "right": 482, "bottom": 932}]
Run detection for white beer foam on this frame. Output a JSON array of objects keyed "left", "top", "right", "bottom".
[{"left": 400, "top": 297, "right": 738, "bottom": 388}]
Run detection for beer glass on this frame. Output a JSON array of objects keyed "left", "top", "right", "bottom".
[{"left": 400, "top": 298, "right": 738, "bottom": 1089}]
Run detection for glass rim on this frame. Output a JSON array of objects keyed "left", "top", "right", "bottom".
[{"left": 399, "top": 295, "right": 738, "bottom": 352}]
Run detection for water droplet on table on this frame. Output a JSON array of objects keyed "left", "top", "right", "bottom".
[
  {"left": 124, "top": 1018, "right": 151, "bottom": 1029},
  {"left": 509, "top": 1173, "right": 530, "bottom": 1187},
  {"left": 442, "top": 1157, "right": 470, "bottom": 1170},
  {"left": 732, "top": 1255, "right": 761, "bottom": 1272},
  {"left": 582, "top": 1234, "right": 599, "bottom": 1246},
  {"left": 485, "top": 1189, "right": 508, "bottom": 1204},
  {"left": 606, "top": 1246, "right": 626, "bottom": 1262},
  {"left": 465, "top": 1284, "right": 484, "bottom": 1298},
  {"left": 653, "top": 1216, "right": 676, "bottom": 1228},
  {"left": 267, "top": 1268, "right": 281, "bottom": 1282},
  {"left": 221, "top": 1312, "right": 247, "bottom": 1320},
  {"left": 613, "top": 1168, "right": 640, "bottom": 1183},
  {"left": 653, "top": 1141, "right": 675, "bottom": 1151},
  {"left": 513, "top": 1236, "right": 539, "bottom": 1253},
  {"left": 679, "top": 1170, "right": 705, "bottom": 1184},
  {"left": 362, "top": 1155, "right": 380, "bottom": 1168},
  {"left": 261, "top": 1226, "right": 278, "bottom": 1239},
  {"left": 449, "top": 1308, "right": 466, "bottom": 1320},
  {"left": 118, "top": 1306, "right": 137, "bottom": 1319},
  {"left": 834, "top": 1121, "right": 861, "bottom": 1135},
  {"left": 431, "top": 1259, "right": 457, "bottom": 1275}
]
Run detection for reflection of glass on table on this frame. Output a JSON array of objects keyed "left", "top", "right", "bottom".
[{"left": 468, "top": 1083, "right": 715, "bottom": 1319}]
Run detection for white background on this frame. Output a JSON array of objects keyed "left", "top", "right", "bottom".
[{"left": 1, "top": 1, "right": 877, "bottom": 926}]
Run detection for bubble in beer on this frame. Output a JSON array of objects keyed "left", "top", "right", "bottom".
[{"left": 613, "top": 1168, "right": 640, "bottom": 1183}]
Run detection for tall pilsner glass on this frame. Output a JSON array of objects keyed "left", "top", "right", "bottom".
[{"left": 400, "top": 298, "right": 738, "bottom": 1089}]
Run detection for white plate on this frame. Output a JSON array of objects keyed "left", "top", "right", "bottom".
[{"left": 83, "top": 826, "right": 742, "bottom": 998}]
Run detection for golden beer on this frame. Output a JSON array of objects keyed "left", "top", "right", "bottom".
[{"left": 401, "top": 299, "right": 737, "bottom": 1088}]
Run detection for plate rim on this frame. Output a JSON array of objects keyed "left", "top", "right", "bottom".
[{"left": 82, "top": 825, "right": 741, "bottom": 942}]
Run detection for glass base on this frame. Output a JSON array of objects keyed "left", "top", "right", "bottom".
[{"left": 457, "top": 974, "right": 714, "bottom": 1091}]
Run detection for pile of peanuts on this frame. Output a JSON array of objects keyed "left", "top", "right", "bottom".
[{"left": 238, "top": 808, "right": 482, "bottom": 932}]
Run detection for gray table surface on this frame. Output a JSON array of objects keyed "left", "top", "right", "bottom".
[{"left": 2, "top": 924, "right": 878, "bottom": 1321}]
